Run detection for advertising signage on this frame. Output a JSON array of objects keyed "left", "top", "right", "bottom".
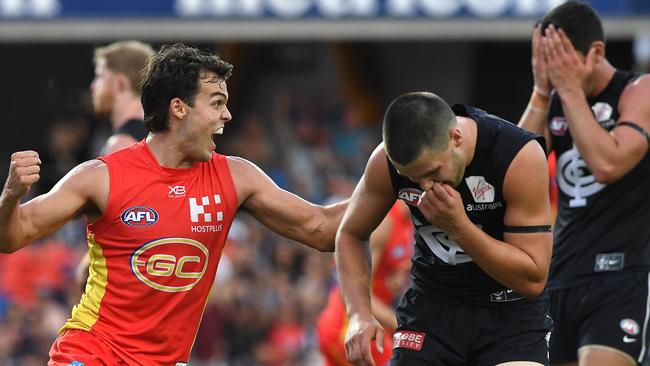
[
  {"left": 0, "top": 0, "right": 647, "bottom": 41},
  {"left": 1, "top": 0, "right": 648, "bottom": 19}
]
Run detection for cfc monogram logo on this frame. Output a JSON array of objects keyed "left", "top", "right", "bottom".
[{"left": 557, "top": 146, "right": 605, "bottom": 208}]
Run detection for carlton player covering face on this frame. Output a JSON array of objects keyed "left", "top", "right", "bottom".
[
  {"left": 518, "top": 2, "right": 650, "bottom": 365},
  {"left": 336, "top": 92, "right": 552, "bottom": 366},
  {"left": 392, "top": 142, "right": 467, "bottom": 190}
]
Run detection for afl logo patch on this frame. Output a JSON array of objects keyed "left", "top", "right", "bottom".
[
  {"left": 620, "top": 319, "right": 640, "bottom": 336},
  {"left": 550, "top": 117, "right": 568, "bottom": 136},
  {"left": 592, "top": 102, "right": 613, "bottom": 124},
  {"left": 398, "top": 188, "right": 423, "bottom": 206},
  {"left": 121, "top": 206, "right": 159, "bottom": 227},
  {"left": 131, "top": 238, "right": 209, "bottom": 292}
]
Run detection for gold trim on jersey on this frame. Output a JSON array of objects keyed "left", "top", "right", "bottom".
[{"left": 60, "top": 233, "right": 108, "bottom": 333}]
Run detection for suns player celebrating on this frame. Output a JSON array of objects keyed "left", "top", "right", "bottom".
[{"left": 0, "top": 44, "right": 346, "bottom": 365}]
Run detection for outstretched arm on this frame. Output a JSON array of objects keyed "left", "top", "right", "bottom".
[
  {"left": 336, "top": 144, "right": 396, "bottom": 366},
  {"left": 0, "top": 152, "right": 107, "bottom": 253},
  {"left": 418, "top": 140, "right": 552, "bottom": 298},
  {"left": 229, "top": 156, "right": 347, "bottom": 252}
]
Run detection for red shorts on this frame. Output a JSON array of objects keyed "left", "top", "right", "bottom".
[{"left": 48, "top": 329, "right": 126, "bottom": 366}]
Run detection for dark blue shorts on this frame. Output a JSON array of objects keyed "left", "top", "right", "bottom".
[
  {"left": 390, "top": 288, "right": 552, "bottom": 366},
  {"left": 549, "top": 271, "right": 650, "bottom": 365}
]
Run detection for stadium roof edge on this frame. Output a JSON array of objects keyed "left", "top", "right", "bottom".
[{"left": 0, "top": 18, "right": 648, "bottom": 42}]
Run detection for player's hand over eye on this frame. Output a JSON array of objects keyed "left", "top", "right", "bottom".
[
  {"left": 532, "top": 24, "right": 552, "bottom": 96},
  {"left": 542, "top": 24, "right": 596, "bottom": 95}
]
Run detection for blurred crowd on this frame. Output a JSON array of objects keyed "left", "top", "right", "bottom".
[
  {"left": 0, "top": 88, "right": 379, "bottom": 366},
  {"left": 1, "top": 31, "right": 648, "bottom": 366}
]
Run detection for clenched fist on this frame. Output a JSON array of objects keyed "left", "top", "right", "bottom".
[{"left": 4, "top": 151, "right": 41, "bottom": 198}]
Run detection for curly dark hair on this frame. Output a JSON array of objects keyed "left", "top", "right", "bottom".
[{"left": 141, "top": 44, "right": 234, "bottom": 133}]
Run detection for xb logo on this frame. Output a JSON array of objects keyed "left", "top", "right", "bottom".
[
  {"left": 168, "top": 185, "right": 187, "bottom": 198},
  {"left": 169, "top": 185, "right": 186, "bottom": 195},
  {"left": 131, "top": 238, "right": 209, "bottom": 292}
]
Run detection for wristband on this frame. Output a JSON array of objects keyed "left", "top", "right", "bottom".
[
  {"left": 527, "top": 104, "right": 549, "bottom": 114},
  {"left": 529, "top": 90, "right": 550, "bottom": 111},
  {"left": 533, "top": 85, "right": 550, "bottom": 98}
]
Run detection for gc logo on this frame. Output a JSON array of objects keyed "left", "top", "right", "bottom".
[{"left": 130, "top": 238, "right": 209, "bottom": 292}]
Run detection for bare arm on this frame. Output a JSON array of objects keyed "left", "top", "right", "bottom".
[
  {"left": 228, "top": 156, "right": 347, "bottom": 252},
  {"left": 556, "top": 77, "right": 650, "bottom": 183},
  {"left": 419, "top": 141, "right": 552, "bottom": 298},
  {"left": 466, "top": 141, "right": 552, "bottom": 297},
  {"left": 518, "top": 92, "right": 552, "bottom": 152},
  {"left": 518, "top": 24, "right": 552, "bottom": 152},
  {"left": 336, "top": 144, "right": 396, "bottom": 366},
  {"left": 369, "top": 211, "right": 398, "bottom": 332},
  {"left": 0, "top": 152, "right": 107, "bottom": 253},
  {"left": 544, "top": 27, "right": 650, "bottom": 183}
]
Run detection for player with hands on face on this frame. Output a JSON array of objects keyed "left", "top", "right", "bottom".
[
  {"left": 519, "top": 2, "right": 650, "bottom": 365},
  {"left": 338, "top": 91, "right": 553, "bottom": 366}
]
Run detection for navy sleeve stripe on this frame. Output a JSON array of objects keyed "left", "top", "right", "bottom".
[
  {"left": 616, "top": 121, "right": 650, "bottom": 144},
  {"left": 504, "top": 225, "right": 552, "bottom": 233}
]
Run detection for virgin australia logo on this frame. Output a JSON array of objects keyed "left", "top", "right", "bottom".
[
  {"left": 592, "top": 102, "right": 615, "bottom": 128},
  {"left": 465, "top": 176, "right": 494, "bottom": 203}
]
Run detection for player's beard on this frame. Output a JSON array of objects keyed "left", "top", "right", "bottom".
[
  {"left": 93, "top": 90, "right": 114, "bottom": 119},
  {"left": 448, "top": 149, "right": 465, "bottom": 188}
]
